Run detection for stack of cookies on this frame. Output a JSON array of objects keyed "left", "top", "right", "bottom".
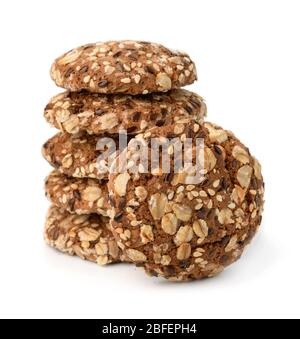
[{"left": 43, "top": 40, "right": 264, "bottom": 281}]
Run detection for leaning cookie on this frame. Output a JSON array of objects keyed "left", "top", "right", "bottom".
[
  {"left": 44, "top": 205, "right": 120, "bottom": 265},
  {"left": 50, "top": 40, "right": 197, "bottom": 95},
  {"left": 42, "top": 132, "right": 122, "bottom": 180},
  {"left": 108, "top": 121, "right": 264, "bottom": 281},
  {"left": 44, "top": 89, "right": 206, "bottom": 135},
  {"left": 45, "top": 170, "right": 110, "bottom": 216}
]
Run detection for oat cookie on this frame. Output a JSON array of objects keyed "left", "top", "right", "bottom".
[
  {"left": 50, "top": 40, "right": 197, "bottom": 95},
  {"left": 44, "top": 205, "right": 120, "bottom": 265},
  {"left": 42, "top": 132, "right": 123, "bottom": 180},
  {"left": 108, "top": 121, "right": 264, "bottom": 281},
  {"left": 45, "top": 170, "right": 110, "bottom": 216},
  {"left": 44, "top": 89, "right": 206, "bottom": 135}
]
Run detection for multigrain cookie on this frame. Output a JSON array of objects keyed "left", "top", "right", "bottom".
[
  {"left": 42, "top": 132, "right": 124, "bottom": 180},
  {"left": 44, "top": 89, "right": 206, "bottom": 135},
  {"left": 50, "top": 40, "right": 197, "bottom": 95},
  {"left": 108, "top": 121, "right": 264, "bottom": 281},
  {"left": 45, "top": 170, "right": 110, "bottom": 216},
  {"left": 44, "top": 205, "right": 120, "bottom": 265}
]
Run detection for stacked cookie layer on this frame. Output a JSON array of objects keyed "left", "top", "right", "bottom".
[{"left": 43, "top": 40, "right": 207, "bottom": 269}]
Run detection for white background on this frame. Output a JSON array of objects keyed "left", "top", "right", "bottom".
[{"left": 0, "top": 0, "right": 299, "bottom": 319}]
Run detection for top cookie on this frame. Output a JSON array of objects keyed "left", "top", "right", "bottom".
[{"left": 50, "top": 40, "right": 197, "bottom": 95}]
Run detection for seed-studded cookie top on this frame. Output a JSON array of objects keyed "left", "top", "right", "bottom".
[
  {"left": 50, "top": 40, "right": 197, "bottom": 95},
  {"left": 44, "top": 89, "right": 206, "bottom": 135},
  {"left": 45, "top": 205, "right": 120, "bottom": 265},
  {"left": 108, "top": 121, "right": 264, "bottom": 280},
  {"left": 45, "top": 170, "right": 110, "bottom": 216}
]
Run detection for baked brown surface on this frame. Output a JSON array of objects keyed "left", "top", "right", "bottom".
[
  {"left": 45, "top": 170, "right": 110, "bottom": 216},
  {"left": 108, "top": 121, "right": 264, "bottom": 281},
  {"left": 44, "top": 89, "right": 206, "bottom": 135},
  {"left": 42, "top": 132, "right": 122, "bottom": 180},
  {"left": 50, "top": 40, "right": 197, "bottom": 95},
  {"left": 44, "top": 205, "right": 120, "bottom": 265}
]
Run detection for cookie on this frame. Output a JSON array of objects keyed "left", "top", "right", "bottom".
[
  {"left": 42, "top": 132, "right": 123, "bottom": 180},
  {"left": 45, "top": 170, "right": 110, "bottom": 216},
  {"left": 50, "top": 40, "right": 197, "bottom": 95},
  {"left": 44, "top": 89, "right": 206, "bottom": 135},
  {"left": 108, "top": 121, "right": 264, "bottom": 281},
  {"left": 44, "top": 205, "right": 120, "bottom": 265}
]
